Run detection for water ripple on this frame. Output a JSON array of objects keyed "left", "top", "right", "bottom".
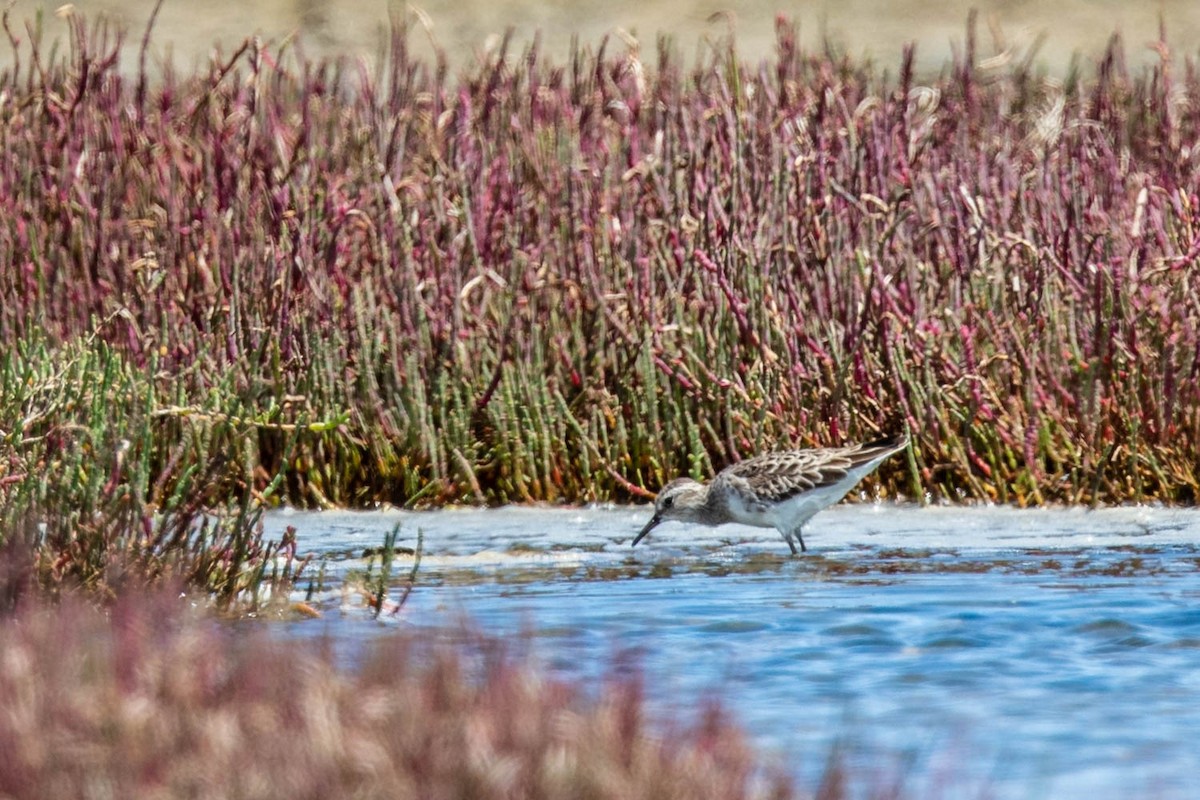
[{"left": 266, "top": 504, "right": 1200, "bottom": 799}]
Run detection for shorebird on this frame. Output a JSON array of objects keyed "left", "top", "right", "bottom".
[{"left": 633, "top": 435, "right": 908, "bottom": 555}]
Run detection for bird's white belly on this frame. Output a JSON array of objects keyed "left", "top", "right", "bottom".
[{"left": 723, "top": 473, "right": 865, "bottom": 532}]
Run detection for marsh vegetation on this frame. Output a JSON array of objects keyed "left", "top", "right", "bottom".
[{"left": 1, "top": 10, "right": 1198, "bottom": 797}]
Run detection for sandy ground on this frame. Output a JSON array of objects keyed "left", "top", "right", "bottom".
[{"left": 5, "top": 0, "right": 1200, "bottom": 75}]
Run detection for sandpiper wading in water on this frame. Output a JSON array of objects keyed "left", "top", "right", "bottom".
[{"left": 633, "top": 435, "right": 908, "bottom": 555}]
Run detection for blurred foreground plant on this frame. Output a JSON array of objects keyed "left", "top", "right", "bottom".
[{"left": 0, "top": 591, "right": 798, "bottom": 800}]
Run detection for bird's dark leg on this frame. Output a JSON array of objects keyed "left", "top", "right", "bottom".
[{"left": 786, "top": 527, "right": 807, "bottom": 555}]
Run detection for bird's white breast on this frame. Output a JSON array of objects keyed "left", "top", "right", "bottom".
[{"left": 722, "top": 464, "right": 881, "bottom": 532}]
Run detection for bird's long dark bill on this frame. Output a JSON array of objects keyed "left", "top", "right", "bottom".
[{"left": 632, "top": 515, "right": 661, "bottom": 547}]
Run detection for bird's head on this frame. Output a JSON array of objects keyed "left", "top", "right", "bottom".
[{"left": 632, "top": 478, "right": 708, "bottom": 546}]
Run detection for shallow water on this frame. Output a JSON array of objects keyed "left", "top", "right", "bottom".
[{"left": 265, "top": 503, "right": 1200, "bottom": 798}]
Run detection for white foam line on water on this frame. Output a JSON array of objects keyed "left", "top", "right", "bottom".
[{"left": 263, "top": 503, "right": 1200, "bottom": 564}]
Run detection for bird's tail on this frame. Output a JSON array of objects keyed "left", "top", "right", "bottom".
[{"left": 852, "top": 434, "right": 909, "bottom": 466}]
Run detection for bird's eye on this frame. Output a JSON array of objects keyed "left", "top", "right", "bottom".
[{"left": 662, "top": 496, "right": 674, "bottom": 509}]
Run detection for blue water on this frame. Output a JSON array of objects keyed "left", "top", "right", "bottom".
[{"left": 267, "top": 505, "right": 1200, "bottom": 798}]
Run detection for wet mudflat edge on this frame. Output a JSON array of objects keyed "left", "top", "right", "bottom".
[
  {"left": 261, "top": 504, "right": 1200, "bottom": 799},
  {"left": 301, "top": 546, "right": 1200, "bottom": 594}
]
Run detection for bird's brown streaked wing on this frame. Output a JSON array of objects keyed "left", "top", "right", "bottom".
[{"left": 714, "top": 451, "right": 855, "bottom": 503}]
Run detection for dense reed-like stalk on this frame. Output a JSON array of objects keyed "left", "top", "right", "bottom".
[
  {"left": 3, "top": 10, "right": 1199, "bottom": 534},
  {"left": 0, "top": 333, "right": 314, "bottom": 604}
]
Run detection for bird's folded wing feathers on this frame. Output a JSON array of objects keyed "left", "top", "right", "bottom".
[{"left": 715, "top": 454, "right": 855, "bottom": 503}]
